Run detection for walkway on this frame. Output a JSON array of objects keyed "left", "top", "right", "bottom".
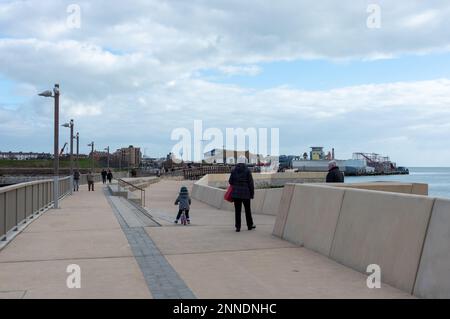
[
  {"left": 144, "top": 180, "right": 413, "bottom": 299},
  {"left": 0, "top": 183, "right": 151, "bottom": 299},
  {"left": 0, "top": 179, "right": 414, "bottom": 298}
]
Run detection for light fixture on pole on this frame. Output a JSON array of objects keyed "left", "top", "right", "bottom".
[
  {"left": 104, "top": 146, "right": 110, "bottom": 169},
  {"left": 87, "top": 142, "right": 94, "bottom": 171},
  {"left": 75, "top": 132, "right": 79, "bottom": 169},
  {"left": 62, "top": 120, "right": 74, "bottom": 194},
  {"left": 38, "top": 84, "right": 60, "bottom": 209}
]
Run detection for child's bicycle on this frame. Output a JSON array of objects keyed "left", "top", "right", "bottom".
[{"left": 180, "top": 211, "right": 188, "bottom": 225}]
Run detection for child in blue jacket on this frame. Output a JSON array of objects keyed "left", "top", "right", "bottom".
[{"left": 174, "top": 186, "right": 191, "bottom": 224}]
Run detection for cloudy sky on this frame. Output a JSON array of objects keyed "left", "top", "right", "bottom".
[{"left": 1, "top": 0, "right": 450, "bottom": 166}]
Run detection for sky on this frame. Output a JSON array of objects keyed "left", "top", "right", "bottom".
[{"left": 1, "top": 0, "right": 450, "bottom": 166}]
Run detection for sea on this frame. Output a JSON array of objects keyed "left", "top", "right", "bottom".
[{"left": 345, "top": 167, "right": 450, "bottom": 199}]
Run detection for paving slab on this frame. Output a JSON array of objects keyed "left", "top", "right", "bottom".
[
  {"left": 23, "top": 209, "right": 121, "bottom": 233},
  {"left": 145, "top": 179, "right": 414, "bottom": 299},
  {"left": 166, "top": 247, "right": 413, "bottom": 299},
  {"left": 0, "top": 228, "right": 132, "bottom": 263},
  {"left": 0, "top": 257, "right": 151, "bottom": 299},
  {"left": 145, "top": 224, "right": 295, "bottom": 255},
  {"left": 0, "top": 184, "right": 152, "bottom": 299}
]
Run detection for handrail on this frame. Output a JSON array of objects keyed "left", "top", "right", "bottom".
[
  {"left": 117, "top": 178, "right": 146, "bottom": 207},
  {"left": 1, "top": 176, "right": 73, "bottom": 242}
]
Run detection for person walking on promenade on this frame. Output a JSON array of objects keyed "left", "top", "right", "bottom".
[
  {"left": 326, "top": 160, "right": 345, "bottom": 183},
  {"left": 174, "top": 186, "right": 191, "bottom": 224},
  {"left": 101, "top": 169, "right": 107, "bottom": 184},
  {"left": 87, "top": 171, "right": 95, "bottom": 191},
  {"left": 107, "top": 169, "right": 113, "bottom": 184},
  {"left": 73, "top": 170, "right": 80, "bottom": 192},
  {"left": 228, "top": 157, "right": 256, "bottom": 232}
]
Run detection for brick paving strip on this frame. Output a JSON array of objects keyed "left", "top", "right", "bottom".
[{"left": 105, "top": 191, "right": 196, "bottom": 299}]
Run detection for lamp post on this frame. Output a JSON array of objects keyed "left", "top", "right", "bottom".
[
  {"left": 75, "top": 132, "right": 79, "bottom": 169},
  {"left": 104, "top": 146, "right": 110, "bottom": 169},
  {"left": 119, "top": 149, "right": 122, "bottom": 170},
  {"left": 38, "top": 84, "right": 60, "bottom": 209},
  {"left": 62, "top": 120, "right": 74, "bottom": 194},
  {"left": 88, "top": 142, "right": 94, "bottom": 171}
]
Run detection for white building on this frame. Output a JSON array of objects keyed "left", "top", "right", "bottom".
[{"left": 203, "top": 149, "right": 262, "bottom": 164}]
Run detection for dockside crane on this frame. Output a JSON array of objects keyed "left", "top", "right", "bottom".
[{"left": 60, "top": 142, "right": 68, "bottom": 156}]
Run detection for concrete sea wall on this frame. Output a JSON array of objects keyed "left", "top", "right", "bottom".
[
  {"left": 192, "top": 172, "right": 325, "bottom": 215},
  {"left": 274, "top": 183, "right": 449, "bottom": 298}
]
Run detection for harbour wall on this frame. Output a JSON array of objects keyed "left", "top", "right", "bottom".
[{"left": 273, "top": 183, "right": 449, "bottom": 298}]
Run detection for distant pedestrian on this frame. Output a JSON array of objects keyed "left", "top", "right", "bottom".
[
  {"left": 228, "top": 157, "right": 256, "bottom": 232},
  {"left": 326, "top": 160, "right": 345, "bottom": 183},
  {"left": 174, "top": 186, "right": 191, "bottom": 224},
  {"left": 107, "top": 169, "right": 113, "bottom": 184},
  {"left": 73, "top": 170, "right": 80, "bottom": 192},
  {"left": 101, "top": 169, "right": 107, "bottom": 184},
  {"left": 87, "top": 171, "right": 95, "bottom": 191}
]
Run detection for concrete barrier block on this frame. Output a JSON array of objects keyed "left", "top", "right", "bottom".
[
  {"left": 330, "top": 189, "right": 434, "bottom": 293},
  {"left": 212, "top": 188, "right": 226, "bottom": 209},
  {"left": 260, "top": 188, "right": 283, "bottom": 215},
  {"left": 414, "top": 199, "right": 450, "bottom": 298},
  {"left": 203, "top": 187, "right": 215, "bottom": 207},
  {"left": 327, "top": 183, "right": 413, "bottom": 195},
  {"left": 283, "top": 185, "right": 345, "bottom": 256},
  {"left": 411, "top": 183, "right": 428, "bottom": 196},
  {"left": 272, "top": 184, "right": 295, "bottom": 238},
  {"left": 191, "top": 184, "right": 199, "bottom": 199},
  {"left": 252, "top": 189, "right": 266, "bottom": 214},
  {"left": 198, "top": 186, "right": 224, "bottom": 209}
]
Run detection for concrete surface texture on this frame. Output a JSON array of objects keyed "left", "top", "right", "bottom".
[
  {"left": 270, "top": 182, "right": 450, "bottom": 296},
  {"left": 192, "top": 175, "right": 285, "bottom": 216},
  {"left": 0, "top": 183, "right": 152, "bottom": 299},
  {"left": 414, "top": 199, "right": 450, "bottom": 298},
  {"left": 143, "top": 180, "right": 413, "bottom": 298},
  {"left": 326, "top": 182, "right": 428, "bottom": 196},
  {"left": 283, "top": 184, "right": 345, "bottom": 256},
  {"left": 331, "top": 189, "right": 434, "bottom": 293},
  {"left": 0, "top": 178, "right": 420, "bottom": 299},
  {"left": 206, "top": 171, "right": 327, "bottom": 189},
  {"left": 272, "top": 184, "right": 295, "bottom": 238}
]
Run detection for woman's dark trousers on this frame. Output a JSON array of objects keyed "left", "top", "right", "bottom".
[{"left": 233, "top": 199, "right": 253, "bottom": 230}]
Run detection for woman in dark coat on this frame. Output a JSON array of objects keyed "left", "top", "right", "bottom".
[
  {"left": 326, "top": 161, "right": 345, "bottom": 183},
  {"left": 228, "top": 157, "right": 256, "bottom": 232}
]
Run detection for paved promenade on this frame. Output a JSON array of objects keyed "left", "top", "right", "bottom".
[{"left": 0, "top": 180, "right": 413, "bottom": 298}]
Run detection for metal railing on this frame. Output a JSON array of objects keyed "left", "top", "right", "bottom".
[
  {"left": 117, "top": 178, "right": 146, "bottom": 207},
  {"left": 0, "top": 176, "right": 72, "bottom": 241}
]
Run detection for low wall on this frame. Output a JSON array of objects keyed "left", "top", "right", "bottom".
[
  {"left": 192, "top": 172, "right": 327, "bottom": 215},
  {"left": 120, "top": 176, "right": 159, "bottom": 191},
  {"left": 192, "top": 175, "right": 284, "bottom": 215},
  {"left": 324, "top": 182, "right": 428, "bottom": 195},
  {"left": 206, "top": 171, "right": 326, "bottom": 189},
  {"left": 414, "top": 199, "right": 450, "bottom": 298},
  {"left": 273, "top": 183, "right": 450, "bottom": 298}
]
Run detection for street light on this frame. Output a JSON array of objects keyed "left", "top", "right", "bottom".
[
  {"left": 62, "top": 119, "right": 74, "bottom": 194},
  {"left": 104, "top": 146, "right": 110, "bottom": 169},
  {"left": 75, "top": 132, "right": 79, "bottom": 169},
  {"left": 87, "top": 141, "right": 94, "bottom": 171},
  {"left": 38, "top": 84, "right": 60, "bottom": 209}
]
